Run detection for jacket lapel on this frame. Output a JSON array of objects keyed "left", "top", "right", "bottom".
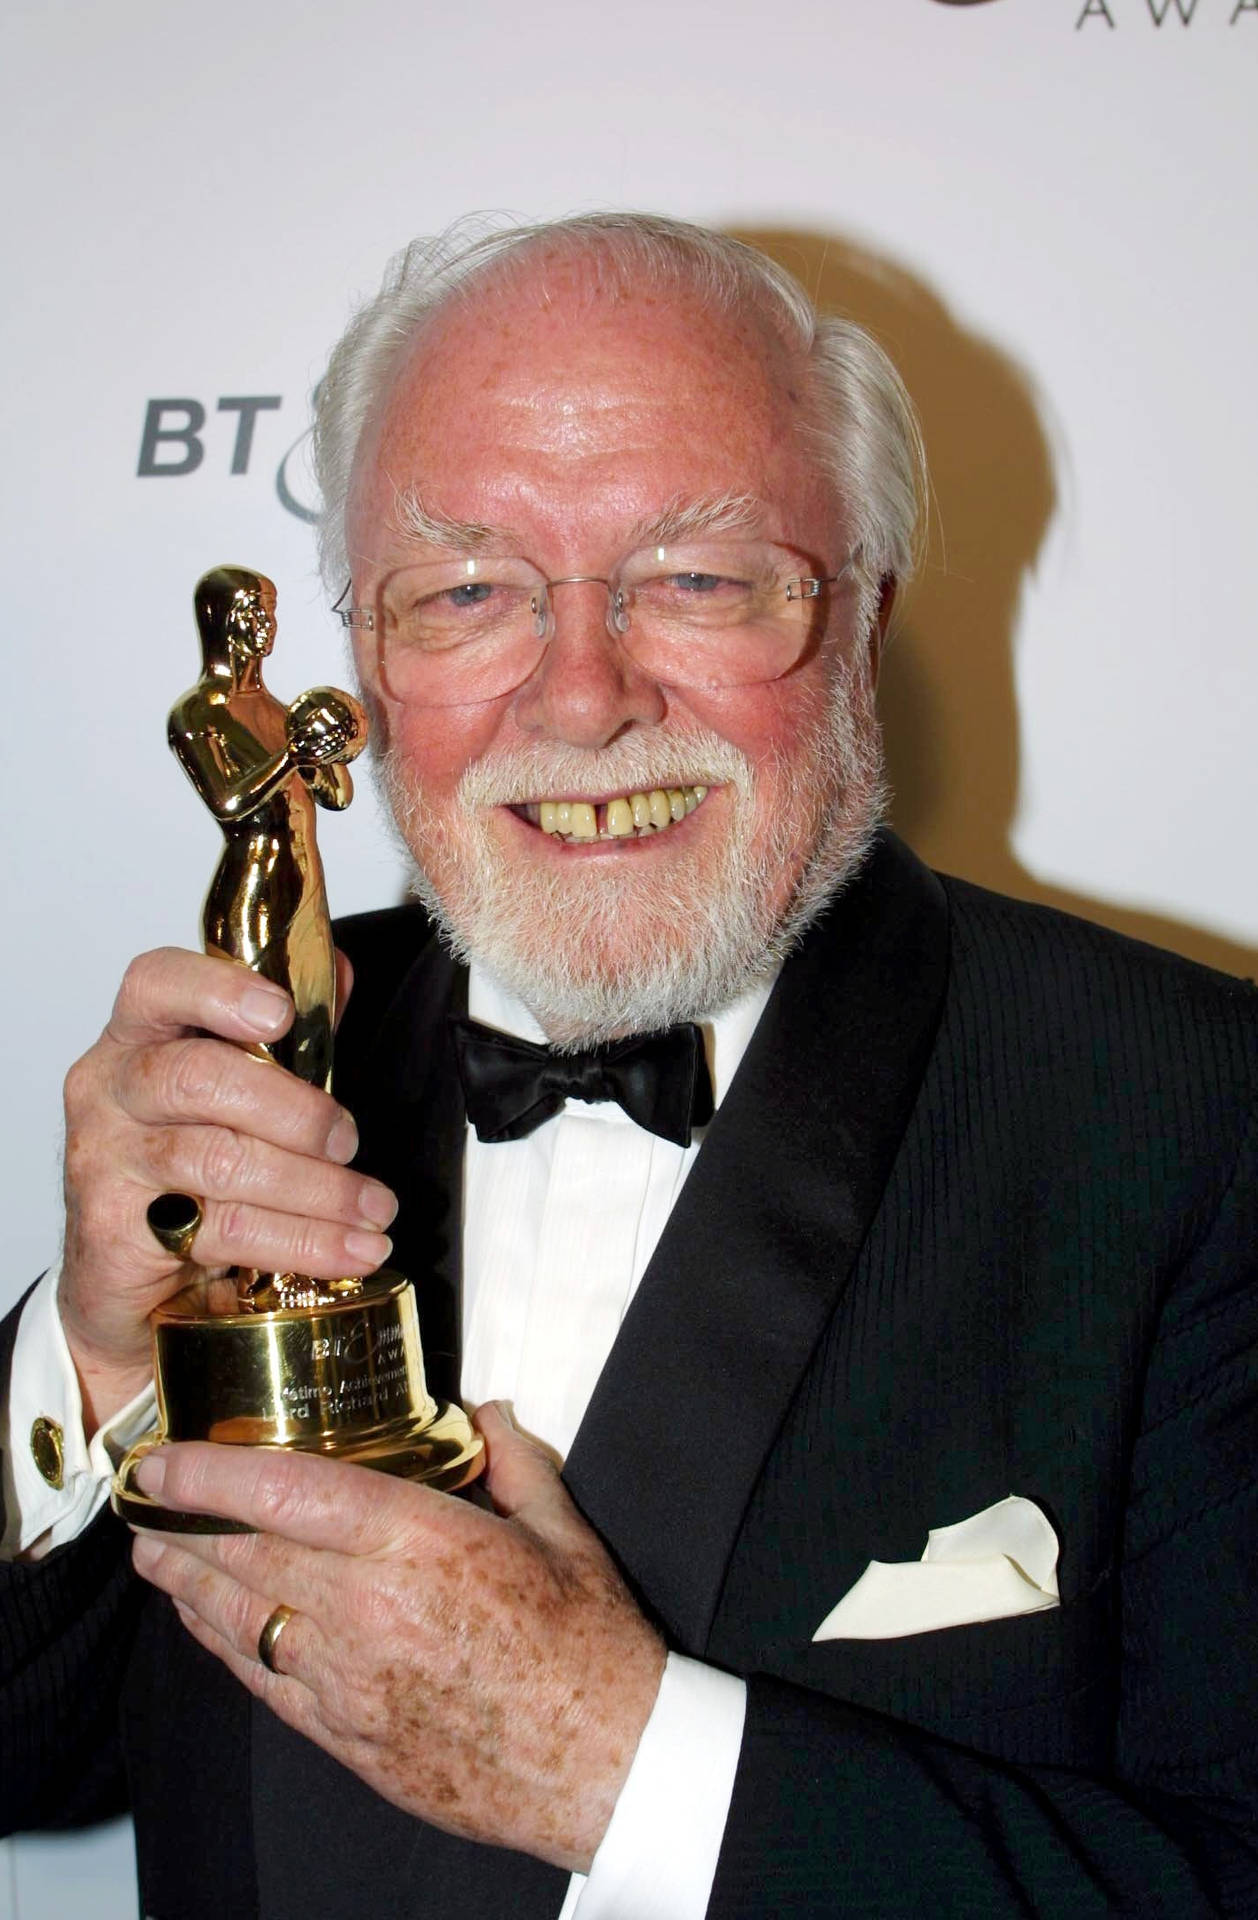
[{"left": 564, "top": 832, "right": 951, "bottom": 1652}]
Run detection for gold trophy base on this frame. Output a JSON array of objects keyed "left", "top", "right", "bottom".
[{"left": 111, "top": 1269, "right": 483, "bottom": 1533}]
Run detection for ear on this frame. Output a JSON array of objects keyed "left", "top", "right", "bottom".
[{"left": 865, "top": 575, "right": 898, "bottom": 692}]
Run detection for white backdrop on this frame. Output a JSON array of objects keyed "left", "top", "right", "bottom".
[{"left": 3, "top": 0, "right": 1255, "bottom": 1910}]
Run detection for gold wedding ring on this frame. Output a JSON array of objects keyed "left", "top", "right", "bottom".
[
  {"left": 257, "top": 1603, "right": 297, "bottom": 1675},
  {"left": 145, "top": 1192, "right": 204, "bottom": 1260}
]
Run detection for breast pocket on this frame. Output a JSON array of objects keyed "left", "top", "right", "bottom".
[{"left": 759, "top": 1583, "right": 1117, "bottom": 1771}]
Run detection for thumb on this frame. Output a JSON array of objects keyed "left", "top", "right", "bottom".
[{"left": 474, "top": 1402, "right": 578, "bottom": 1540}]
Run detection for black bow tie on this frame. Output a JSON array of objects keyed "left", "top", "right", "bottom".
[{"left": 450, "top": 1015, "right": 715, "bottom": 1148}]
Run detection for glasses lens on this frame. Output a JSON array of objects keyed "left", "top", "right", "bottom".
[
  {"left": 364, "top": 559, "right": 547, "bottom": 706},
  {"left": 616, "top": 541, "right": 825, "bottom": 687},
  {"left": 351, "top": 542, "right": 837, "bottom": 704}
]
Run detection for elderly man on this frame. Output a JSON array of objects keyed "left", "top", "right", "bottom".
[{"left": 3, "top": 214, "right": 1256, "bottom": 1918}]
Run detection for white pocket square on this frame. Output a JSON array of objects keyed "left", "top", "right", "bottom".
[{"left": 812, "top": 1494, "right": 1060, "bottom": 1643}]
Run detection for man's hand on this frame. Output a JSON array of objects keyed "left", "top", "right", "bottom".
[
  {"left": 128, "top": 1405, "right": 667, "bottom": 1871},
  {"left": 59, "top": 947, "right": 396, "bottom": 1433}
]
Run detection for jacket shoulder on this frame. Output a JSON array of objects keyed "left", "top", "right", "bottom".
[
  {"left": 331, "top": 903, "right": 440, "bottom": 1068},
  {"left": 940, "top": 870, "right": 1256, "bottom": 999},
  {"left": 935, "top": 869, "right": 1258, "bottom": 1099}
]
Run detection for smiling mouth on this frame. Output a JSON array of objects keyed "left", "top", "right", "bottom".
[{"left": 511, "top": 783, "right": 711, "bottom": 843}]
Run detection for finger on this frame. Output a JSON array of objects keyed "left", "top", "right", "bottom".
[
  {"left": 131, "top": 1531, "right": 321, "bottom": 1677},
  {"left": 112, "top": 1035, "right": 360, "bottom": 1164},
  {"left": 476, "top": 1403, "right": 588, "bottom": 1551},
  {"left": 132, "top": 1535, "right": 328, "bottom": 1727},
  {"left": 65, "top": 1141, "right": 391, "bottom": 1309},
  {"left": 105, "top": 947, "right": 294, "bottom": 1051},
  {"left": 132, "top": 1123, "right": 396, "bottom": 1237},
  {"left": 136, "top": 1191, "right": 392, "bottom": 1285},
  {"left": 131, "top": 1442, "right": 463, "bottom": 1558},
  {"left": 135, "top": 1515, "right": 374, "bottom": 1652},
  {"left": 173, "top": 1596, "right": 321, "bottom": 1719}
]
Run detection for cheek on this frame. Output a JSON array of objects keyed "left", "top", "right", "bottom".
[
  {"left": 383, "top": 699, "right": 513, "bottom": 799},
  {"left": 676, "top": 667, "right": 832, "bottom": 773}
]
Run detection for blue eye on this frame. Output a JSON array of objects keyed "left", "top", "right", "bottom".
[{"left": 440, "top": 581, "right": 496, "bottom": 609}]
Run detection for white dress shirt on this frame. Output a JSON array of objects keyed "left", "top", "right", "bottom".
[{"left": 3, "top": 963, "right": 775, "bottom": 1917}]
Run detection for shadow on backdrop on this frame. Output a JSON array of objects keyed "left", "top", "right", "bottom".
[{"left": 733, "top": 227, "right": 1256, "bottom": 983}]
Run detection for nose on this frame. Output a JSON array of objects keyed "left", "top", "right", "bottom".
[{"left": 511, "top": 578, "right": 666, "bottom": 749}]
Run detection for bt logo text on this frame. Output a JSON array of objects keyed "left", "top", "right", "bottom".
[{"left": 137, "top": 397, "right": 282, "bottom": 477}]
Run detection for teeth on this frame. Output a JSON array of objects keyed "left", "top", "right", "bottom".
[{"left": 535, "top": 784, "right": 712, "bottom": 843}]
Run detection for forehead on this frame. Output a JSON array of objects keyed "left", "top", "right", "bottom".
[{"left": 349, "top": 254, "right": 830, "bottom": 556}]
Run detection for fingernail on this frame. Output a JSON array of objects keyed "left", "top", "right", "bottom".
[
  {"left": 358, "top": 1181, "right": 398, "bottom": 1230},
  {"left": 346, "top": 1229, "right": 391, "bottom": 1266},
  {"left": 494, "top": 1399, "right": 518, "bottom": 1430},
  {"left": 135, "top": 1450, "right": 168, "bottom": 1497},
  {"left": 326, "top": 1111, "right": 359, "bottom": 1162},
  {"left": 241, "top": 983, "right": 290, "bottom": 1034}
]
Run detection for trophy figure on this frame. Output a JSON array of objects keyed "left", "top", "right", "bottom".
[{"left": 112, "top": 567, "right": 483, "bottom": 1530}]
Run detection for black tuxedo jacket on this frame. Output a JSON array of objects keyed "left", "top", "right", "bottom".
[{"left": 4, "top": 833, "right": 1258, "bottom": 1916}]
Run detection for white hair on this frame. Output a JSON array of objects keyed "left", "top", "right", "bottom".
[{"left": 312, "top": 211, "right": 927, "bottom": 598}]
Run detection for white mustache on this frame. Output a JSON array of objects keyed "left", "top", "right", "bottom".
[{"left": 455, "top": 727, "right": 754, "bottom": 810}]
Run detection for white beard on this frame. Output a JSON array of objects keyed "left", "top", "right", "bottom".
[{"left": 381, "top": 654, "right": 886, "bottom": 1046}]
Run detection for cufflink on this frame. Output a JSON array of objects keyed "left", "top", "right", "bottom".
[{"left": 30, "top": 1415, "right": 65, "bottom": 1490}]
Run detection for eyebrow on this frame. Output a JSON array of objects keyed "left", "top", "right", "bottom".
[
  {"left": 628, "top": 491, "right": 770, "bottom": 547},
  {"left": 382, "top": 484, "right": 771, "bottom": 560},
  {"left": 387, "top": 485, "right": 507, "bottom": 554}
]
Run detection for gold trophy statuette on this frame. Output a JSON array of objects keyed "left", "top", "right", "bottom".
[{"left": 112, "top": 567, "right": 483, "bottom": 1531}]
